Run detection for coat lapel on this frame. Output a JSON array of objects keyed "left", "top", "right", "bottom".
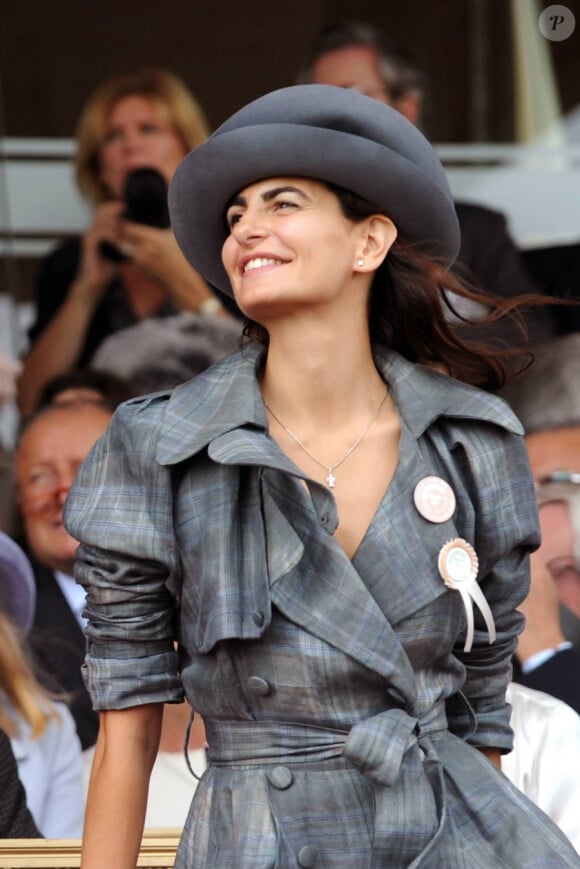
[
  {"left": 154, "top": 342, "right": 520, "bottom": 687},
  {"left": 352, "top": 422, "right": 459, "bottom": 627},
  {"left": 260, "top": 475, "right": 419, "bottom": 707}
]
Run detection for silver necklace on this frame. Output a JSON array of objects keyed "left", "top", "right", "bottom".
[{"left": 264, "top": 388, "right": 388, "bottom": 489}]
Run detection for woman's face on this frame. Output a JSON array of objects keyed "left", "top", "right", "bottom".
[
  {"left": 221, "top": 177, "right": 368, "bottom": 321},
  {"left": 98, "top": 95, "right": 187, "bottom": 198}
]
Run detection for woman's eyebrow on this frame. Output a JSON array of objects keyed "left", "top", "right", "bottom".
[
  {"left": 227, "top": 185, "right": 309, "bottom": 212},
  {"left": 227, "top": 194, "right": 246, "bottom": 209},
  {"left": 261, "top": 185, "right": 308, "bottom": 202}
]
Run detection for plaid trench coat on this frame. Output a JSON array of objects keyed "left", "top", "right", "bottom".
[{"left": 64, "top": 344, "right": 580, "bottom": 867}]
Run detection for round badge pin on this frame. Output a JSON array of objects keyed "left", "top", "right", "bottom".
[
  {"left": 413, "top": 476, "right": 456, "bottom": 523},
  {"left": 438, "top": 538, "right": 479, "bottom": 589}
]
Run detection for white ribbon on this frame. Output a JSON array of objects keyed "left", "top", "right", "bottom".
[{"left": 438, "top": 539, "right": 496, "bottom": 653}]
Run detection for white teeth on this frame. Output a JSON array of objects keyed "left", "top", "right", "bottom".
[{"left": 243, "top": 257, "right": 281, "bottom": 273}]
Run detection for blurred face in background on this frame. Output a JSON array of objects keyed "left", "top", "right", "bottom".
[
  {"left": 98, "top": 95, "right": 188, "bottom": 198},
  {"left": 15, "top": 404, "right": 112, "bottom": 574},
  {"left": 527, "top": 427, "right": 580, "bottom": 619},
  {"left": 309, "top": 44, "right": 422, "bottom": 125},
  {"left": 310, "top": 45, "right": 390, "bottom": 104},
  {"left": 537, "top": 499, "right": 579, "bottom": 617}
]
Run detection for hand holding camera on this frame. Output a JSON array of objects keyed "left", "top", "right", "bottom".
[{"left": 99, "top": 167, "right": 170, "bottom": 263}]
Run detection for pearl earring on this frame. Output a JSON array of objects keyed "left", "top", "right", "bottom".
[{"left": 356, "top": 258, "right": 365, "bottom": 267}]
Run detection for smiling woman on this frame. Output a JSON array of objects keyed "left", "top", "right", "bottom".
[
  {"left": 63, "top": 85, "right": 580, "bottom": 867},
  {"left": 221, "top": 178, "right": 396, "bottom": 330}
]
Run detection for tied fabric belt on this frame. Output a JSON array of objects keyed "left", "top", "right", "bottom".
[
  {"left": 205, "top": 707, "right": 448, "bottom": 866},
  {"left": 205, "top": 704, "right": 447, "bottom": 788}
]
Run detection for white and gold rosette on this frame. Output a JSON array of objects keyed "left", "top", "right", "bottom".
[{"left": 437, "top": 538, "right": 496, "bottom": 653}]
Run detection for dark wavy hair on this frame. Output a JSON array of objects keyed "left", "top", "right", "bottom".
[{"left": 242, "top": 183, "right": 543, "bottom": 390}]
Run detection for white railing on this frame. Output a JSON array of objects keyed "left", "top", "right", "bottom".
[
  {"left": 0, "top": 138, "right": 90, "bottom": 257},
  {"left": 438, "top": 142, "right": 580, "bottom": 249}
]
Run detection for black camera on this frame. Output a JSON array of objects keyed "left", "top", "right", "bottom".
[{"left": 99, "top": 167, "right": 170, "bottom": 263}]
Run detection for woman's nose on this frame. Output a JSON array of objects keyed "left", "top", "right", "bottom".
[
  {"left": 122, "top": 129, "right": 141, "bottom": 153},
  {"left": 231, "top": 213, "right": 268, "bottom": 245}
]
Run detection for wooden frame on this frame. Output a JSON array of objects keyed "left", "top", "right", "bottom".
[{"left": 0, "top": 830, "right": 180, "bottom": 867}]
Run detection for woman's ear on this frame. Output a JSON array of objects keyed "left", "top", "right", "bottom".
[{"left": 354, "top": 215, "right": 397, "bottom": 273}]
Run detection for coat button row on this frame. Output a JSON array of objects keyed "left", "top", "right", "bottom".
[
  {"left": 267, "top": 765, "right": 294, "bottom": 789},
  {"left": 298, "top": 845, "right": 318, "bottom": 867},
  {"left": 253, "top": 611, "right": 265, "bottom": 627},
  {"left": 248, "top": 676, "right": 271, "bottom": 696}
]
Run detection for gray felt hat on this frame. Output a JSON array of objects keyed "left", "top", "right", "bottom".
[
  {"left": 169, "top": 84, "right": 460, "bottom": 296},
  {"left": 0, "top": 531, "right": 36, "bottom": 635}
]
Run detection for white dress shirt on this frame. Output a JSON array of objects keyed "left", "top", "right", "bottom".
[
  {"left": 54, "top": 570, "right": 88, "bottom": 628},
  {"left": 503, "top": 682, "right": 580, "bottom": 853}
]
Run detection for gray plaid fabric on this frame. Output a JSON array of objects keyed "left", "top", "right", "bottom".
[{"left": 64, "top": 345, "right": 579, "bottom": 867}]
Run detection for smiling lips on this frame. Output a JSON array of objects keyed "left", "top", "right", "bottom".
[{"left": 242, "top": 256, "right": 286, "bottom": 275}]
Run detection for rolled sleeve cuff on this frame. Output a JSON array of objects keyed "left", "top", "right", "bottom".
[
  {"left": 447, "top": 691, "right": 514, "bottom": 753},
  {"left": 466, "top": 706, "right": 514, "bottom": 753},
  {"left": 82, "top": 650, "right": 184, "bottom": 711}
]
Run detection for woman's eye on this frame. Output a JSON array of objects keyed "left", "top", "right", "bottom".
[
  {"left": 227, "top": 211, "right": 244, "bottom": 228},
  {"left": 273, "top": 199, "right": 296, "bottom": 211}
]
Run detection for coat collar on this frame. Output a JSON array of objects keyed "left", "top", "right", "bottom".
[
  {"left": 156, "top": 343, "right": 267, "bottom": 465},
  {"left": 374, "top": 347, "right": 523, "bottom": 438},
  {"left": 156, "top": 343, "right": 522, "bottom": 466}
]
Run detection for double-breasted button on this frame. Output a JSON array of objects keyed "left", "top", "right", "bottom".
[
  {"left": 297, "top": 845, "right": 318, "bottom": 867},
  {"left": 319, "top": 512, "right": 337, "bottom": 533},
  {"left": 248, "top": 676, "right": 271, "bottom": 696},
  {"left": 252, "top": 611, "right": 265, "bottom": 627},
  {"left": 267, "top": 766, "right": 293, "bottom": 789}
]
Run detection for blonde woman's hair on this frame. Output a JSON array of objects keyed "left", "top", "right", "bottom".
[
  {"left": 0, "top": 610, "right": 57, "bottom": 739},
  {"left": 75, "top": 67, "right": 210, "bottom": 203}
]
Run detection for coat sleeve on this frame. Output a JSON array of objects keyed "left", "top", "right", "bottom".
[
  {"left": 441, "top": 421, "right": 541, "bottom": 752},
  {"left": 63, "top": 395, "right": 184, "bottom": 711}
]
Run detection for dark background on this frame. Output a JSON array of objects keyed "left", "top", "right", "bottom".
[{"left": 1, "top": 0, "right": 578, "bottom": 143}]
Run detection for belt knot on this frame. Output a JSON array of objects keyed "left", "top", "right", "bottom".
[{"left": 344, "top": 708, "right": 431, "bottom": 786}]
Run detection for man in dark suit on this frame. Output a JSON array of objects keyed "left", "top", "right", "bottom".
[
  {"left": 27, "top": 558, "right": 99, "bottom": 749},
  {"left": 522, "top": 242, "right": 580, "bottom": 336},
  {"left": 501, "top": 334, "right": 580, "bottom": 712},
  {"left": 299, "top": 20, "right": 554, "bottom": 349},
  {"left": 511, "top": 553, "right": 580, "bottom": 714},
  {"left": 15, "top": 400, "right": 113, "bottom": 749}
]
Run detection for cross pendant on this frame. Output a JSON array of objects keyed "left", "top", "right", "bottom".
[{"left": 326, "top": 469, "right": 336, "bottom": 488}]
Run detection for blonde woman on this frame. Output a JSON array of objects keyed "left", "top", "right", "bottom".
[
  {"left": 0, "top": 531, "right": 83, "bottom": 836},
  {"left": 19, "top": 68, "right": 225, "bottom": 416}
]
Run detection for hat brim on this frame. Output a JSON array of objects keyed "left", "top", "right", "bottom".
[{"left": 169, "top": 123, "right": 460, "bottom": 297}]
